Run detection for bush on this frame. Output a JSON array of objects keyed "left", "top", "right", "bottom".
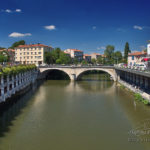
[
  {"left": 134, "top": 93, "right": 143, "bottom": 101},
  {"left": 0, "top": 64, "right": 37, "bottom": 76},
  {"left": 143, "top": 100, "right": 149, "bottom": 105}
]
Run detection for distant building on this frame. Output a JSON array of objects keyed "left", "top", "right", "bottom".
[
  {"left": 147, "top": 43, "right": 150, "bottom": 55},
  {"left": 15, "top": 44, "right": 53, "bottom": 66},
  {"left": 91, "top": 53, "right": 101, "bottom": 59},
  {"left": 64, "top": 49, "right": 83, "bottom": 62},
  {"left": 83, "top": 54, "right": 91, "bottom": 62},
  {"left": 128, "top": 50, "right": 147, "bottom": 66}
]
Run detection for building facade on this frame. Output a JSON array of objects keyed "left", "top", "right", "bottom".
[
  {"left": 128, "top": 51, "right": 147, "bottom": 66},
  {"left": 91, "top": 53, "right": 101, "bottom": 60},
  {"left": 83, "top": 54, "right": 91, "bottom": 62},
  {"left": 64, "top": 49, "right": 83, "bottom": 62},
  {"left": 15, "top": 44, "right": 53, "bottom": 66}
]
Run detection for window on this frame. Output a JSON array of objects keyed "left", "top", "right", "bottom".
[
  {"left": 31, "top": 52, "right": 33, "bottom": 54},
  {"left": 27, "top": 56, "right": 29, "bottom": 59},
  {"left": 24, "top": 52, "right": 25, "bottom": 55},
  {"left": 132, "top": 56, "right": 134, "bottom": 60},
  {"left": 27, "top": 52, "right": 29, "bottom": 55},
  {"left": 35, "top": 52, "right": 37, "bottom": 54},
  {"left": 20, "top": 53, "right": 22, "bottom": 55},
  {"left": 38, "top": 52, "right": 41, "bottom": 54},
  {"left": 31, "top": 56, "right": 33, "bottom": 58}
]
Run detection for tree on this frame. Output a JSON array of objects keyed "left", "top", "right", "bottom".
[
  {"left": 51, "top": 48, "right": 61, "bottom": 62},
  {"left": 91, "top": 58, "right": 96, "bottom": 65},
  {"left": 59, "top": 52, "right": 71, "bottom": 64},
  {"left": 81, "top": 60, "right": 88, "bottom": 65},
  {"left": 97, "top": 56, "right": 103, "bottom": 64},
  {"left": 9, "top": 40, "right": 25, "bottom": 49},
  {"left": 104, "top": 45, "right": 115, "bottom": 60},
  {"left": 114, "top": 51, "right": 122, "bottom": 64},
  {"left": 0, "top": 47, "right": 5, "bottom": 50},
  {"left": 44, "top": 52, "right": 54, "bottom": 64},
  {"left": 56, "top": 59, "right": 62, "bottom": 64},
  {"left": 124, "top": 42, "right": 131, "bottom": 63}
]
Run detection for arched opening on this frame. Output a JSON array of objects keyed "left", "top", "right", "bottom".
[
  {"left": 43, "top": 69, "right": 70, "bottom": 80},
  {"left": 77, "top": 70, "right": 114, "bottom": 81}
]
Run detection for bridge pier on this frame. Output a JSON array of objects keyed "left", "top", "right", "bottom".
[{"left": 70, "top": 74, "right": 76, "bottom": 81}]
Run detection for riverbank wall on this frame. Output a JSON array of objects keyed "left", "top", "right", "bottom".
[
  {"left": 0, "top": 69, "right": 38, "bottom": 103},
  {"left": 118, "top": 79, "right": 150, "bottom": 102}
]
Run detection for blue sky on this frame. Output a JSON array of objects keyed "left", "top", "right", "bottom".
[{"left": 0, "top": 0, "right": 150, "bottom": 54}]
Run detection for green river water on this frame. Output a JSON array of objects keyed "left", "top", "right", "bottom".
[{"left": 0, "top": 74, "right": 150, "bottom": 150}]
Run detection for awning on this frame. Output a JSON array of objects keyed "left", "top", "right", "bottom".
[{"left": 142, "top": 58, "right": 150, "bottom": 61}]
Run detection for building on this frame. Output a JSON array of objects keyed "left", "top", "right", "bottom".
[
  {"left": 83, "top": 54, "right": 91, "bottom": 62},
  {"left": 64, "top": 49, "right": 83, "bottom": 62},
  {"left": 15, "top": 44, "right": 53, "bottom": 66},
  {"left": 147, "top": 43, "right": 150, "bottom": 55},
  {"left": 128, "top": 50, "right": 147, "bottom": 66},
  {"left": 91, "top": 53, "right": 101, "bottom": 60}
]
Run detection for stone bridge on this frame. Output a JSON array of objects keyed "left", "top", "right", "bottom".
[{"left": 39, "top": 66, "right": 117, "bottom": 81}]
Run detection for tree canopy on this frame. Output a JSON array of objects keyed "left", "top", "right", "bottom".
[
  {"left": 124, "top": 42, "right": 131, "bottom": 63},
  {"left": 9, "top": 40, "right": 25, "bottom": 49},
  {"left": 44, "top": 48, "right": 71, "bottom": 65}
]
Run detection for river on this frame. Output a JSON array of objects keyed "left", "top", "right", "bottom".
[{"left": 0, "top": 73, "right": 150, "bottom": 150}]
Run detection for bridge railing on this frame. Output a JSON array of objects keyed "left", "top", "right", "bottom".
[{"left": 38, "top": 65, "right": 114, "bottom": 68}]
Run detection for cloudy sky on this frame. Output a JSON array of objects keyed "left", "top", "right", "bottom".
[{"left": 0, "top": 0, "right": 150, "bottom": 54}]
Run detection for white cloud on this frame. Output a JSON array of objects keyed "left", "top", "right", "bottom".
[
  {"left": 5, "top": 9, "right": 12, "bottom": 13},
  {"left": 1, "top": 9, "right": 22, "bottom": 13},
  {"left": 44, "top": 25, "right": 56, "bottom": 30},
  {"left": 97, "top": 46, "right": 106, "bottom": 50},
  {"left": 133, "top": 25, "right": 143, "bottom": 30},
  {"left": 9, "top": 32, "right": 32, "bottom": 37},
  {"left": 15, "top": 9, "right": 22, "bottom": 12},
  {"left": 92, "top": 26, "right": 96, "bottom": 30}
]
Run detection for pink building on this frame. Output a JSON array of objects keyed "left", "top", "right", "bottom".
[{"left": 128, "top": 51, "right": 147, "bottom": 66}]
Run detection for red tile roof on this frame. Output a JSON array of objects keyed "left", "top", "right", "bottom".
[
  {"left": 16, "top": 44, "right": 50, "bottom": 48},
  {"left": 128, "top": 51, "right": 147, "bottom": 56},
  {"left": 70, "top": 49, "right": 83, "bottom": 52},
  {"left": 84, "top": 54, "right": 91, "bottom": 56}
]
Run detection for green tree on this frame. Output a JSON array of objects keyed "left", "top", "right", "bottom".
[
  {"left": 114, "top": 51, "right": 122, "bottom": 64},
  {"left": 81, "top": 60, "right": 88, "bottom": 65},
  {"left": 9, "top": 40, "right": 25, "bottom": 49},
  {"left": 44, "top": 52, "right": 54, "bottom": 64},
  {"left": 73, "top": 58, "right": 78, "bottom": 65},
  {"left": 124, "top": 42, "right": 131, "bottom": 63},
  {"left": 104, "top": 45, "right": 115, "bottom": 60},
  {"left": 0, "top": 47, "right": 5, "bottom": 50},
  {"left": 59, "top": 52, "right": 71, "bottom": 64},
  {"left": 97, "top": 56, "right": 103, "bottom": 64},
  {"left": 51, "top": 48, "right": 61, "bottom": 62},
  {"left": 91, "top": 58, "right": 96, "bottom": 65},
  {"left": 56, "top": 59, "right": 62, "bottom": 64}
]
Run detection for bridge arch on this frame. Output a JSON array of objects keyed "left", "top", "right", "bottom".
[
  {"left": 40, "top": 68, "right": 72, "bottom": 80},
  {"left": 75, "top": 68, "right": 117, "bottom": 81}
]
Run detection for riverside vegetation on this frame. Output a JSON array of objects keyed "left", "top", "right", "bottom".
[{"left": 0, "top": 64, "right": 37, "bottom": 76}]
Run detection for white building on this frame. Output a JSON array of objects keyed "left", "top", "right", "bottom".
[
  {"left": 91, "top": 53, "right": 101, "bottom": 59},
  {"left": 15, "top": 44, "right": 53, "bottom": 66},
  {"left": 64, "top": 49, "right": 83, "bottom": 62}
]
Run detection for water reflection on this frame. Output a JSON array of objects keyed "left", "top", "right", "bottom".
[{"left": 0, "top": 74, "right": 149, "bottom": 150}]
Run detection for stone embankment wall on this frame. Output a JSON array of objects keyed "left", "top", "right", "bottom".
[
  {"left": 0, "top": 69, "right": 38, "bottom": 103},
  {"left": 119, "top": 79, "right": 150, "bottom": 102}
]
